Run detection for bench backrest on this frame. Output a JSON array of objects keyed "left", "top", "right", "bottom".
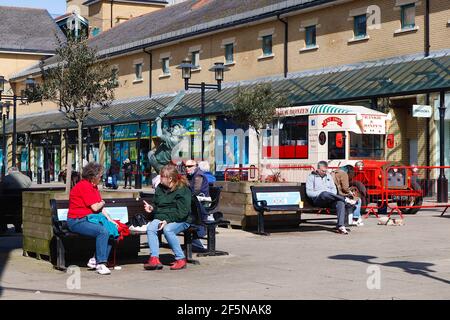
[
  {"left": 50, "top": 197, "right": 154, "bottom": 224},
  {"left": 250, "top": 185, "right": 303, "bottom": 212}
]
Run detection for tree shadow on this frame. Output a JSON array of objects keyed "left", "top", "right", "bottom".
[
  {"left": 0, "top": 226, "right": 23, "bottom": 297},
  {"left": 329, "top": 254, "right": 450, "bottom": 285}
]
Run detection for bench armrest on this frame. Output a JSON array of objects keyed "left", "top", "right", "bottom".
[{"left": 254, "top": 200, "right": 270, "bottom": 212}]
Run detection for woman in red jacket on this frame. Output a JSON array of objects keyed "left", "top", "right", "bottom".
[{"left": 67, "top": 162, "right": 117, "bottom": 275}]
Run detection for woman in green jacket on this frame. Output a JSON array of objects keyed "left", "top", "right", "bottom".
[{"left": 143, "top": 165, "right": 192, "bottom": 270}]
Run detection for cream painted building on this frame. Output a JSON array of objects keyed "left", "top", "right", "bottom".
[
  {"left": 5, "top": 0, "right": 450, "bottom": 184},
  {"left": 0, "top": 6, "right": 65, "bottom": 178}
]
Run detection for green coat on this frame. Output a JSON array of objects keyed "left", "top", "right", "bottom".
[{"left": 153, "top": 184, "right": 192, "bottom": 224}]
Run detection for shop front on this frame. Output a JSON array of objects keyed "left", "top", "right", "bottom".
[
  {"left": 66, "top": 128, "right": 100, "bottom": 171},
  {"left": 31, "top": 132, "right": 61, "bottom": 182}
]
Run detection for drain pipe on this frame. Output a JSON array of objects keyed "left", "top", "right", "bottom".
[
  {"left": 277, "top": 14, "right": 288, "bottom": 78},
  {"left": 425, "top": 0, "right": 430, "bottom": 57},
  {"left": 143, "top": 48, "right": 152, "bottom": 98}
]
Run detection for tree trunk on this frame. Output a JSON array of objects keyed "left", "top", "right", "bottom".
[{"left": 77, "top": 119, "right": 83, "bottom": 174}]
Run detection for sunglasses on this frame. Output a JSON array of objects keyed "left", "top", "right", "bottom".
[{"left": 186, "top": 165, "right": 196, "bottom": 168}]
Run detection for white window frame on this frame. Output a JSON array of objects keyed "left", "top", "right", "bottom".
[
  {"left": 257, "top": 29, "right": 275, "bottom": 60},
  {"left": 188, "top": 45, "right": 202, "bottom": 71},
  {"left": 159, "top": 52, "right": 172, "bottom": 78},
  {"left": 221, "top": 38, "right": 237, "bottom": 66},
  {"left": 134, "top": 63, "right": 143, "bottom": 82},
  {"left": 299, "top": 19, "right": 320, "bottom": 52}
]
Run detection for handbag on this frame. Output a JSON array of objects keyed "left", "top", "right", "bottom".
[{"left": 129, "top": 213, "right": 149, "bottom": 227}]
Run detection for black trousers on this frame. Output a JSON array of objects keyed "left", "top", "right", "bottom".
[{"left": 124, "top": 173, "right": 132, "bottom": 188}]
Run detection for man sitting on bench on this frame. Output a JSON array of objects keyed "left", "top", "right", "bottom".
[{"left": 306, "top": 161, "right": 356, "bottom": 235}]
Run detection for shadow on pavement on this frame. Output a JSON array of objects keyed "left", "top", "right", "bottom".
[
  {"left": 329, "top": 254, "right": 450, "bottom": 285},
  {"left": 0, "top": 226, "right": 23, "bottom": 297}
]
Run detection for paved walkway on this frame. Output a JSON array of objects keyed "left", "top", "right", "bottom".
[{"left": 1, "top": 209, "right": 450, "bottom": 300}]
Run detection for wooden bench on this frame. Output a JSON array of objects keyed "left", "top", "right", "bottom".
[{"left": 250, "top": 184, "right": 337, "bottom": 236}]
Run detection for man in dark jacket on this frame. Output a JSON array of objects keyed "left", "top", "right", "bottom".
[
  {"left": 185, "top": 159, "right": 210, "bottom": 252},
  {"left": 186, "top": 160, "right": 210, "bottom": 198}
]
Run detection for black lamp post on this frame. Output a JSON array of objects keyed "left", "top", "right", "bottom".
[
  {"left": 26, "top": 132, "right": 32, "bottom": 179},
  {"left": 41, "top": 133, "right": 51, "bottom": 183},
  {"left": 0, "top": 101, "right": 10, "bottom": 179},
  {"left": 134, "top": 122, "right": 142, "bottom": 189},
  {"left": 0, "top": 76, "right": 35, "bottom": 174},
  {"left": 177, "top": 59, "right": 228, "bottom": 160},
  {"left": 437, "top": 91, "right": 448, "bottom": 203}
]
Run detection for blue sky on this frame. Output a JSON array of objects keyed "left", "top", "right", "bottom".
[{"left": 0, "top": 0, "right": 66, "bottom": 17}]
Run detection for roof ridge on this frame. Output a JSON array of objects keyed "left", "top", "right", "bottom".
[{"left": 0, "top": 5, "right": 48, "bottom": 11}]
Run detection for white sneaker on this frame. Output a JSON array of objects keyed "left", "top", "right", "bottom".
[
  {"left": 96, "top": 264, "right": 111, "bottom": 275},
  {"left": 355, "top": 218, "right": 364, "bottom": 226},
  {"left": 345, "top": 198, "right": 356, "bottom": 206},
  {"left": 337, "top": 226, "right": 349, "bottom": 234},
  {"left": 87, "top": 257, "right": 97, "bottom": 269}
]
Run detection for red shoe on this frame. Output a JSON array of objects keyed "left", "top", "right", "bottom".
[
  {"left": 170, "top": 259, "right": 187, "bottom": 270},
  {"left": 144, "top": 257, "right": 163, "bottom": 270}
]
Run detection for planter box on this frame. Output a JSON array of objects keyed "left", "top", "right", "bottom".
[
  {"left": 215, "top": 181, "right": 302, "bottom": 230},
  {"left": 22, "top": 191, "right": 137, "bottom": 261}
]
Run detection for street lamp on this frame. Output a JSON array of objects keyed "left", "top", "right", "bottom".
[
  {"left": 0, "top": 76, "right": 6, "bottom": 93},
  {"left": 0, "top": 75, "right": 36, "bottom": 172},
  {"left": 0, "top": 101, "right": 10, "bottom": 179},
  {"left": 177, "top": 59, "right": 229, "bottom": 160}
]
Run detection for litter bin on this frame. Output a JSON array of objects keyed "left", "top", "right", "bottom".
[{"left": 37, "top": 167, "right": 42, "bottom": 184}]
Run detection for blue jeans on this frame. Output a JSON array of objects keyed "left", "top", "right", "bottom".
[
  {"left": 67, "top": 218, "right": 112, "bottom": 264},
  {"left": 146, "top": 219, "right": 190, "bottom": 260},
  {"left": 353, "top": 198, "right": 362, "bottom": 219}
]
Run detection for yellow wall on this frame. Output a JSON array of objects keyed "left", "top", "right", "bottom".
[
  {"left": 288, "top": 0, "right": 427, "bottom": 72},
  {"left": 12, "top": 0, "right": 450, "bottom": 110},
  {"left": 66, "top": 0, "right": 90, "bottom": 18},
  {"left": 0, "top": 53, "right": 50, "bottom": 93},
  {"left": 88, "top": 0, "right": 166, "bottom": 34},
  {"left": 430, "top": 0, "right": 450, "bottom": 51}
]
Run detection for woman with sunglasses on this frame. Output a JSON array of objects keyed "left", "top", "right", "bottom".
[{"left": 143, "top": 165, "right": 192, "bottom": 270}]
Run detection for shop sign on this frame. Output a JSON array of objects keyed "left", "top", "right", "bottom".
[
  {"left": 412, "top": 105, "right": 432, "bottom": 118},
  {"left": 322, "top": 116, "right": 343, "bottom": 128}
]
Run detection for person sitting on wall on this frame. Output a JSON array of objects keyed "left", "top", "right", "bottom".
[
  {"left": 0, "top": 167, "right": 32, "bottom": 191},
  {"left": 143, "top": 165, "right": 192, "bottom": 270},
  {"left": 67, "top": 162, "right": 118, "bottom": 275},
  {"left": 306, "top": 161, "right": 356, "bottom": 235}
]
